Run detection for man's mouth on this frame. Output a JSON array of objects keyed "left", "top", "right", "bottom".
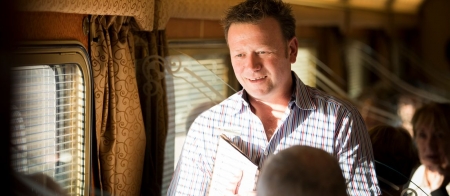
[{"left": 248, "top": 76, "right": 267, "bottom": 81}]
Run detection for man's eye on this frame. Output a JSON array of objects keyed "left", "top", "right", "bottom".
[
  {"left": 257, "top": 51, "right": 266, "bottom": 54},
  {"left": 235, "top": 54, "right": 243, "bottom": 57}
]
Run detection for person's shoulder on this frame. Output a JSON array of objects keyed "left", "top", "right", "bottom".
[
  {"left": 199, "top": 90, "right": 244, "bottom": 115},
  {"left": 306, "top": 86, "right": 358, "bottom": 110},
  {"left": 411, "top": 164, "right": 426, "bottom": 177},
  {"left": 216, "top": 91, "right": 243, "bottom": 106},
  {"left": 409, "top": 164, "right": 426, "bottom": 186}
]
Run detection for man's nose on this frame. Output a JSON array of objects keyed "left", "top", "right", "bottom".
[{"left": 245, "top": 53, "right": 261, "bottom": 72}]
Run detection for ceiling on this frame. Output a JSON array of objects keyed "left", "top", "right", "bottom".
[
  {"left": 284, "top": 0, "right": 425, "bottom": 14},
  {"left": 169, "top": 0, "right": 426, "bottom": 30}
]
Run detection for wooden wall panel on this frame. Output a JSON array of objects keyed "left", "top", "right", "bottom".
[
  {"left": 166, "top": 18, "right": 224, "bottom": 39},
  {"left": 16, "top": 12, "right": 88, "bottom": 49}
]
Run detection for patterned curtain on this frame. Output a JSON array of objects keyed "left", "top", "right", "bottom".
[
  {"left": 132, "top": 0, "right": 170, "bottom": 195},
  {"left": 90, "top": 15, "right": 146, "bottom": 196},
  {"left": 132, "top": 29, "right": 168, "bottom": 196}
]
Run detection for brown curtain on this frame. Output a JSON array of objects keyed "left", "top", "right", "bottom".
[
  {"left": 133, "top": 26, "right": 169, "bottom": 196},
  {"left": 90, "top": 15, "right": 146, "bottom": 196},
  {"left": 133, "top": 0, "right": 170, "bottom": 194}
]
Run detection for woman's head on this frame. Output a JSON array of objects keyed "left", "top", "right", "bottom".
[{"left": 412, "top": 102, "right": 450, "bottom": 171}]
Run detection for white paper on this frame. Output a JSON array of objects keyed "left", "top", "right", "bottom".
[{"left": 207, "top": 135, "right": 259, "bottom": 196}]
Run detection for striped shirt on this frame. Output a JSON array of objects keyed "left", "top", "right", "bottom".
[{"left": 168, "top": 72, "right": 381, "bottom": 196}]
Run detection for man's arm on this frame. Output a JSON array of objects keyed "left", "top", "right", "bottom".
[{"left": 335, "top": 110, "right": 381, "bottom": 196}]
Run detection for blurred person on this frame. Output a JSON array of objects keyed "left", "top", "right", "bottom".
[
  {"left": 256, "top": 145, "right": 348, "bottom": 196},
  {"left": 397, "top": 94, "right": 424, "bottom": 137},
  {"left": 407, "top": 102, "right": 450, "bottom": 196},
  {"left": 357, "top": 81, "right": 401, "bottom": 130},
  {"left": 369, "top": 125, "right": 420, "bottom": 195},
  {"left": 167, "top": 0, "right": 380, "bottom": 195},
  {"left": 13, "top": 172, "right": 68, "bottom": 196}
]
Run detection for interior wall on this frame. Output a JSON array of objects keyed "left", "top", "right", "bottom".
[
  {"left": 1, "top": 2, "right": 14, "bottom": 195},
  {"left": 166, "top": 18, "right": 224, "bottom": 39},
  {"left": 419, "top": 0, "right": 450, "bottom": 73},
  {"left": 15, "top": 12, "right": 88, "bottom": 49}
]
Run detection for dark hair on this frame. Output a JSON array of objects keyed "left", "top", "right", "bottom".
[
  {"left": 257, "top": 145, "right": 347, "bottom": 196},
  {"left": 221, "top": 0, "right": 296, "bottom": 42},
  {"left": 411, "top": 102, "right": 450, "bottom": 137},
  {"left": 369, "top": 125, "right": 419, "bottom": 185}
]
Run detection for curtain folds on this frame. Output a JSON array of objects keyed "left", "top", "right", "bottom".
[
  {"left": 134, "top": 29, "right": 169, "bottom": 196},
  {"left": 90, "top": 15, "right": 146, "bottom": 196},
  {"left": 89, "top": 0, "right": 169, "bottom": 195},
  {"left": 135, "top": 0, "right": 169, "bottom": 194}
]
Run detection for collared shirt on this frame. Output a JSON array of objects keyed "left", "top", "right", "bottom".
[
  {"left": 408, "top": 165, "right": 450, "bottom": 196},
  {"left": 168, "top": 72, "right": 381, "bottom": 196}
]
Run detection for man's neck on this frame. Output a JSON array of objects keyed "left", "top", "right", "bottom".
[
  {"left": 248, "top": 94, "right": 291, "bottom": 141},
  {"left": 248, "top": 96, "right": 290, "bottom": 113}
]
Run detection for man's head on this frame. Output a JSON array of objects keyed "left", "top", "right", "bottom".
[
  {"left": 222, "top": 0, "right": 298, "bottom": 101},
  {"left": 256, "top": 145, "right": 348, "bottom": 196},
  {"left": 222, "top": 0, "right": 296, "bottom": 43},
  {"left": 368, "top": 125, "right": 419, "bottom": 194}
]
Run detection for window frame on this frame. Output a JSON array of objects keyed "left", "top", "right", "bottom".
[{"left": 10, "top": 40, "right": 93, "bottom": 196}]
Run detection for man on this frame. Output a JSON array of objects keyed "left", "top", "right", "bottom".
[
  {"left": 168, "top": 0, "right": 380, "bottom": 195},
  {"left": 256, "top": 145, "right": 348, "bottom": 196}
]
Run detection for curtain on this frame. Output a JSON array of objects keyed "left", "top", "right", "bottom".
[
  {"left": 90, "top": 15, "right": 146, "bottom": 196},
  {"left": 134, "top": 0, "right": 169, "bottom": 194},
  {"left": 132, "top": 29, "right": 169, "bottom": 196}
]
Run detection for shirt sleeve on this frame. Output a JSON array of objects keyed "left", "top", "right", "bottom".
[
  {"left": 167, "top": 118, "right": 217, "bottom": 196},
  {"left": 335, "top": 109, "right": 381, "bottom": 196}
]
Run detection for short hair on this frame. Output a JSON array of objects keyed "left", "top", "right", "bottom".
[
  {"left": 221, "top": 0, "right": 296, "bottom": 42},
  {"left": 256, "top": 145, "right": 347, "bottom": 196},
  {"left": 411, "top": 102, "right": 450, "bottom": 137},
  {"left": 368, "top": 125, "right": 419, "bottom": 186}
]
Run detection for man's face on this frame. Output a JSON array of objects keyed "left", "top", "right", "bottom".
[{"left": 227, "top": 17, "right": 297, "bottom": 101}]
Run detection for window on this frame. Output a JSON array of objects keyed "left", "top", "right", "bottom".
[
  {"left": 10, "top": 41, "right": 92, "bottom": 196},
  {"left": 162, "top": 40, "right": 236, "bottom": 195},
  {"left": 292, "top": 46, "right": 317, "bottom": 87}
]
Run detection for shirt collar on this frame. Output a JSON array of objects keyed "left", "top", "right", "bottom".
[
  {"left": 232, "top": 71, "right": 316, "bottom": 114},
  {"left": 291, "top": 71, "right": 316, "bottom": 110}
]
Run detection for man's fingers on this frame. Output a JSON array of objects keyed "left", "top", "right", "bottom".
[{"left": 224, "top": 170, "right": 243, "bottom": 194}]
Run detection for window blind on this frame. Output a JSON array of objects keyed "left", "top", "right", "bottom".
[
  {"left": 162, "top": 52, "right": 232, "bottom": 196},
  {"left": 11, "top": 64, "right": 85, "bottom": 195},
  {"left": 10, "top": 41, "right": 92, "bottom": 196}
]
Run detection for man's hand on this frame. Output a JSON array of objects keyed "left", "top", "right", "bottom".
[
  {"left": 225, "top": 169, "right": 243, "bottom": 195},
  {"left": 235, "top": 191, "right": 257, "bottom": 196},
  {"left": 224, "top": 170, "right": 257, "bottom": 196}
]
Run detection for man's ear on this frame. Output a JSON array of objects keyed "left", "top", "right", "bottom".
[{"left": 288, "top": 37, "right": 298, "bottom": 63}]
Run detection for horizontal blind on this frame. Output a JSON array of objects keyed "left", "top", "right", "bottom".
[
  {"left": 162, "top": 54, "right": 230, "bottom": 196},
  {"left": 11, "top": 64, "right": 86, "bottom": 196}
]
